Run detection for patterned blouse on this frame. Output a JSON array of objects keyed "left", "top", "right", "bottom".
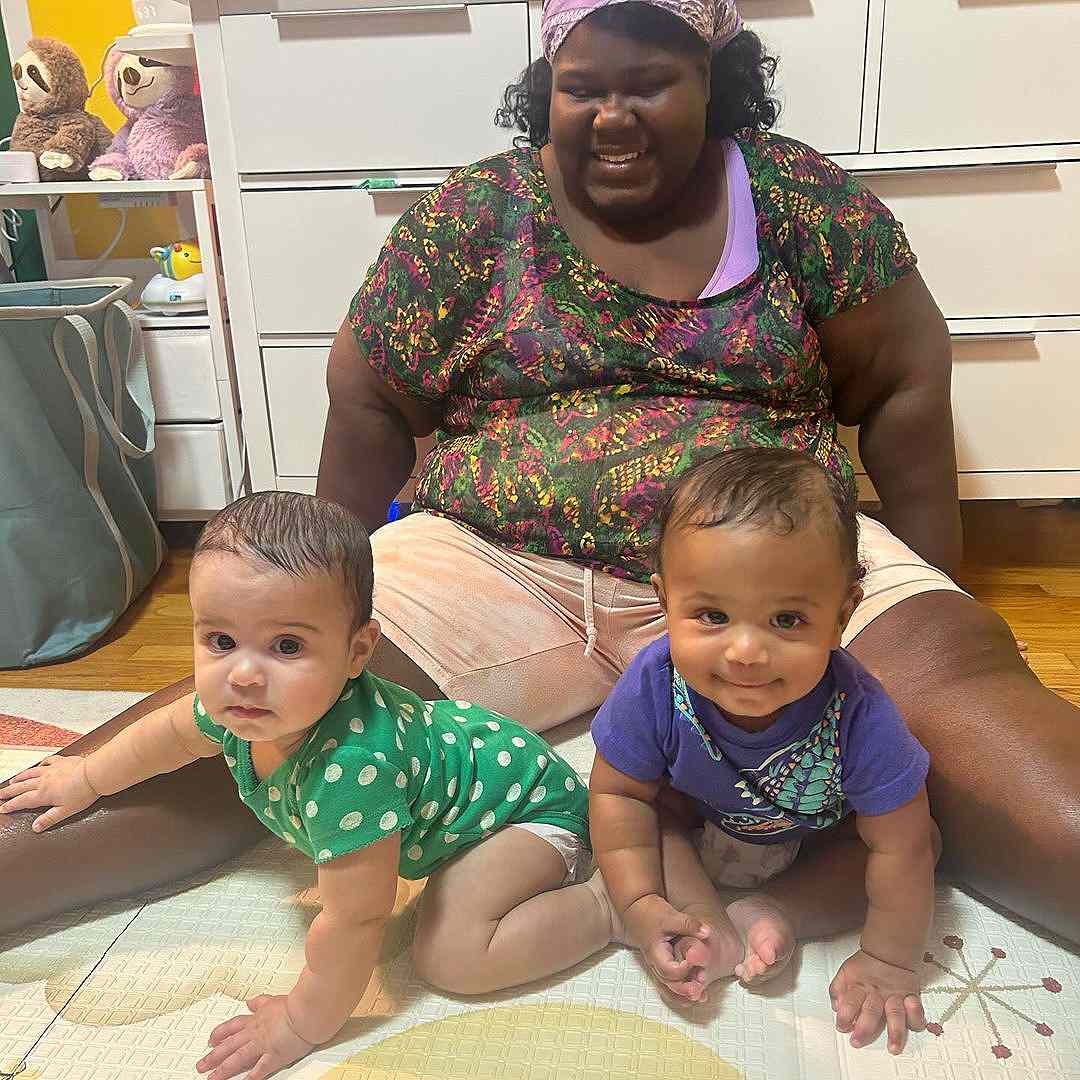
[{"left": 349, "top": 130, "right": 917, "bottom": 582}]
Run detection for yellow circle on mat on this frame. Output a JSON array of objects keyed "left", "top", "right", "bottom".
[{"left": 318, "top": 1003, "right": 743, "bottom": 1079}]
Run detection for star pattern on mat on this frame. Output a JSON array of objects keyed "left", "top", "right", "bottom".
[{"left": 922, "top": 934, "right": 1064, "bottom": 1060}]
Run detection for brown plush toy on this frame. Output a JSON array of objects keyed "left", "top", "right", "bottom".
[{"left": 10, "top": 38, "right": 112, "bottom": 181}]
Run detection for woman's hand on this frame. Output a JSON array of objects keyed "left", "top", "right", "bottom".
[
  {"left": 829, "top": 949, "right": 926, "bottom": 1054},
  {"left": 624, "top": 893, "right": 712, "bottom": 1001},
  {"left": 196, "top": 995, "right": 314, "bottom": 1080},
  {"left": 0, "top": 755, "right": 98, "bottom": 831}
]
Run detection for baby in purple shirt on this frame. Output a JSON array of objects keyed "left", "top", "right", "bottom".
[{"left": 590, "top": 448, "right": 939, "bottom": 1055}]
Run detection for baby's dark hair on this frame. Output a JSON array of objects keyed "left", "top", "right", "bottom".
[
  {"left": 194, "top": 491, "right": 374, "bottom": 632},
  {"left": 657, "top": 448, "right": 863, "bottom": 584}
]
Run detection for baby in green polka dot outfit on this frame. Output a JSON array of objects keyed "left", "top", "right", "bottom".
[{"left": 7, "top": 493, "right": 621, "bottom": 1080}]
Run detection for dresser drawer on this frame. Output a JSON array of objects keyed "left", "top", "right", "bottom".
[
  {"left": 144, "top": 328, "right": 220, "bottom": 422},
  {"left": 741, "top": 0, "right": 869, "bottom": 155},
  {"left": 220, "top": 4, "right": 527, "bottom": 173},
  {"left": 864, "top": 165, "right": 1080, "bottom": 320},
  {"left": 264, "top": 345, "right": 433, "bottom": 478},
  {"left": 841, "top": 332, "right": 1080, "bottom": 479},
  {"left": 244, "top": 187, "right": 429, "bottom": 336},
  {"left": 878, "top": 2, "right": 1080, "bottom": 151},
  {"left": 155, "top": 423, "right": 231, "bottom": 519}
]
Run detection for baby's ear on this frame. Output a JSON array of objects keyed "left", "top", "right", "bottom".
[
  {"left": 837, "top": 584, "right": 864, "bottom": 639},
  {"left": 650, "top": 573, "right": 668, "bottom": 613},
  {"left": 348, "top": 619, "right": 382, "bottom": 677}
]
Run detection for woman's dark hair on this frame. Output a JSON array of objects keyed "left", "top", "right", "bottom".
[{"left": 495, "top": 4, "right": 779, "bottom": 148}]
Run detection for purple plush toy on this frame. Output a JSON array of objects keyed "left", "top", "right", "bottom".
[{"left": 89, "top": 49, "right": 209, "bottom": 181}]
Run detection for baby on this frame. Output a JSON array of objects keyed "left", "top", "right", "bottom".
[
  {"left": 590, "top": 447, "right": 938, "bottom": 1055},
  {"left": 0, "top": 492, "right": 620, "bottom": 1080}
]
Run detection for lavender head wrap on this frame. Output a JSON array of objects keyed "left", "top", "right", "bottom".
[{"left": 540, "top": 0, "right": 742, "bottom": 63}]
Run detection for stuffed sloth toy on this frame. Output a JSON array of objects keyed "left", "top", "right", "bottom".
[
  {"left": 10, "top": 38, "right": 112, "bottom": 180},
  {"left": 89, "top": 49, "right": 209, "bottom": 181}
]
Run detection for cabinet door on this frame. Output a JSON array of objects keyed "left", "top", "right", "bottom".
[
  {"left": 263, "top": 346, "right": 433, "bottom": 479},
  {"left": 244, "top": 187, "right": 429, "bottom": 335},
  {"left": 221, "top": 4, "right": 528, "bottom": 173},
  {"left": 841, "top": 332, "right": 1080, "bottom": 478},
  {"left": 740, "top": 0, "right": 869, "bottom": 155},
  {"left": 864, "top": 164, "right": 1080, "bottom": 320},
  {"left": 878, "top": 1, "right": 1080, "bottom": 151}
]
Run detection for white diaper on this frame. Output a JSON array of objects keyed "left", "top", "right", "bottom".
[
  {"left": 511, "top": 822, "right": 593, "bottom": 885},
  {"left": 696, "top": 822, "right": 802, "bottom": 890}
]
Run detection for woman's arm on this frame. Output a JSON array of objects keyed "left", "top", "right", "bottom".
[
  {"left": 818, "top": 271, "right": 962, "bottom": 577},
  {"left": 317, "top": 321, "right": 442, "bottom": 532}
]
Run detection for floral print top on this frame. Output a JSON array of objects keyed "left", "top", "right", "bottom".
[{"left": 349, "top": 130, "right": 917, "bottom": 582}]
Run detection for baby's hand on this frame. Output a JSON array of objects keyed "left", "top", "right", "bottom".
[
  {"left": 829, "top": 949, "right": 926, "bottom": 1055},
  {"left": 196, "top": 994, "right": 313, "bottom": 1080},
  {"left": 624, "top": 894, "right": 712, "bottom": 1002},
  {"left": 0, "top": 755, "right": 98, "bottom": 831}
]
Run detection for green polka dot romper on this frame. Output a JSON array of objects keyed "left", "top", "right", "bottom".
[{"left": 194, "top": 671, "right": 589, "bottom": 877}]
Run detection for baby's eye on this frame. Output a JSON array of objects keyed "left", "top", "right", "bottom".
[
  {"left": 699, "top": 610, "right": 729, "bottom": 627},
  {"left": 207, "top": 632, "right": 236, "bottom": 652},
  {"left": 274, "top": 636, "right": 304, "bottom": 657},
  {"left": 771, "top": 613, "right": 804, "bottom": 631}
]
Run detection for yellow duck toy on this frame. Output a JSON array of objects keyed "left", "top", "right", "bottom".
[
  {"left": 140, "top": 239, "right": 208, "bottom": 314},
  {"left": 149, "top": 240, "right": 203, "bottom": 280}
]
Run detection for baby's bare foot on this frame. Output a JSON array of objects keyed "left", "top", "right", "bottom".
[
  {"left": 725, "top": 894, "right": 796, "bottom": 986},
  {"left": 673, "top": 910, "right": 743, "bottom": 990}
]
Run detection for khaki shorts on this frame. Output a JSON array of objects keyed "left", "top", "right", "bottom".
[{"left": 371, "top": 511, "right": 967, "bottom": 733}]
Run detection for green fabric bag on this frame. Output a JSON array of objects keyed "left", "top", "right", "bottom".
[{"left": 0, "top": 278, "right": 165, "bottom": 667}]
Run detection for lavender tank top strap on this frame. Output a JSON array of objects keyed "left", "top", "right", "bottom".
[{"left": 698, "top": 137, "right": 760, "bottom": 299}]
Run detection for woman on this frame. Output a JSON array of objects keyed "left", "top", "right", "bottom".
[{"left": 3, "top": 0, "right": 1077, "bottom": 975}]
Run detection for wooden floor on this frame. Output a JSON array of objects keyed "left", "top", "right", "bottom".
[{"left": 2, "top": 504, "right": 1079, "bottom": 706}]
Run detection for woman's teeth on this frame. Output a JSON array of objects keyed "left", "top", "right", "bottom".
[{"left": 596, "top": 151, "right": 643, "bottom": 163}]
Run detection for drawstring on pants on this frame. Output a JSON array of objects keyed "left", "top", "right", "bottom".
[{"left": 583, "top": 566, "right": 597, "bottom": 660}]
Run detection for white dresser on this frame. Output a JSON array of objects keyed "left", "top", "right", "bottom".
[{"left": 189, "top": 0, "right": 1080, "bottom": 503}]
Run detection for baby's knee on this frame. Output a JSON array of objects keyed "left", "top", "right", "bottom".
[{"left": 412, "top": 924, "right": 486, "bottom": 995}]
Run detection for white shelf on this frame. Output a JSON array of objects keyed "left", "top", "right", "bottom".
[
  {"left": 116, "top": 29, "right": 196, "bottom": 66},
  {"left": 0, "top": 179, "right": 209, "bottom": 199}
]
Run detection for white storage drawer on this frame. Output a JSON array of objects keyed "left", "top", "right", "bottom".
[
  {"left": 864, "top": 165, "right": 1080, "bottom": 320},
  {"left": 144, "top": 328, "right": 220, "bottom": 422},
  {"left": 220, "top": 5, "right": 528, "bottom": 173},
  {"left": 155, "top": 424, "right": 231, "bottom": 519},
  {"left": 741, "top": 0, "right": 868, "bottom": 155},
  {"left": 264, "top": 345, "right": 432, "bottom": 481},
  {"left": 878, "top": 2, "right": 1080, "bottom": 152},
  {"left": 840, "top": 332, "right": 1080, "bottom": 478},
  {"left": 244, "top": 187, "right": 429, "bottom": 336}
]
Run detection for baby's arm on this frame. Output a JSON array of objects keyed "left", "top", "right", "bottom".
[
  {"left": 197, "top": 835, "right": 399, "bottom": 1080},
  {"left": 590, "top": 752, "right": 709, "bottom": 992},
  {"left": 0, "top": 693, "right": 219, "bottom": 831},
  {"left": 830, "top": 788, "right": 936, "bottom": 1054}
]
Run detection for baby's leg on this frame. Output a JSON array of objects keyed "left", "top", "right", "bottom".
[
  {"left": 660, "top": 816, "right": 747, "bottom": 993},
  {"left": 412, "top": 827, "right": 616, "bottom": 994}
]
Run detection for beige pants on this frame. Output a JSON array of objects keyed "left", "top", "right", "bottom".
[{"left": 371, "top": 511, "right": 966, "bottom": 733}]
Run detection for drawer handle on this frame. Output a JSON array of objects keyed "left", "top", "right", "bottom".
[
  {"left": 951, "top": 333, "right": 1037, "bottom": 343},
  {"left": 271, "top": 4, "right": 466, "bottom": 17},
  {"left": 856, "top": 163, "right": 1058, "bottom": 179}
]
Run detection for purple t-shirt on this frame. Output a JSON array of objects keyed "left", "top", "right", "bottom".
[{"left": 592, "top": 636, "right": 929, "bottom": 844}]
